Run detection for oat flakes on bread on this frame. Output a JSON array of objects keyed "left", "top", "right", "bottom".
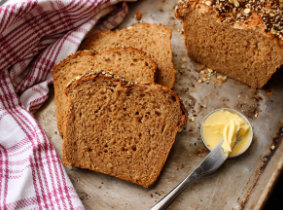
[
  {"left": 176, "top": 0, "right": 283, "bottom": 88},
  {"left": 52, "top": 47, "right": 156, "bottom": 136},
  {"left": 79, "top": 23, "right": 176, "bottom": 88},
  {"left": 62, "top": 72, "right": 187, "bottom": 188}
]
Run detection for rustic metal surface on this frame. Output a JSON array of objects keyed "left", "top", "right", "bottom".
[{"left": 35, "top": 0, "right": 283, "bottom": 209}]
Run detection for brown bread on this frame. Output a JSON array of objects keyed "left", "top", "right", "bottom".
[
  {"left": 62, "top": 72, "right": 187, "bottom": 188},
  {"left": 52, "top": 47, "right": 156, "bottom": 136},
  {"left": 79, "top": 23, "right": 176, "bottom": 88},
  {"left": 175, "top": 0, "right": 283, "bottom": 88}
]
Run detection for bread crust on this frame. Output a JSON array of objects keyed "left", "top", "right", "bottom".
[
  {"left": 62, "top": 72, "right": 188, "bottom": 188},
  {"left": 52, "top": 47, "right": 157, "bottom": 77},
  {"left": 79, "top": 23, "right": 176, "bottom": 89}
]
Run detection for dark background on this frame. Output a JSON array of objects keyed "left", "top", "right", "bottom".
[{"left": 263, "top": 172, "right": 282, "bottom": 210}]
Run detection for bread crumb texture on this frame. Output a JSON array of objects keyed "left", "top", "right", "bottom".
[
  {"left": 52, "top": 48, "right": 156, "bottom": 136},
  {"left": 62, "top": 74, "right": 187, "bottom": 188},
  {"left": 79, "top": 23, "right": 176, "bottom": 88}
]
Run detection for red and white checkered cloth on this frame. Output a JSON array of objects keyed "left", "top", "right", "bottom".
[{"left": 0, "top": 0, "right": 133, "bottom": 209}]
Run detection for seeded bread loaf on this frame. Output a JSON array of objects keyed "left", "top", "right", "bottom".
[
  {"left": 175, "top": 0, "right": 283, "bottom": 88},
  {"left": 79, "top": 23, "right": 176, "bottom": 88},
  {"left": 62, "top": 72, "right": 187, "bottom": 188},
  {"left": 52, "top": 47, "right": 156, "bottom": 136}
]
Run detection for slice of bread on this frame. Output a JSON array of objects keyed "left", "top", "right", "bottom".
[
  {"left": 175, "top": 0, "right": 283, "bottom": 88},
  {"left": 79, "top": 23, "right": 176, "bottom": 88},
  {"left": 52, "top": 47, "right": 156, "bottom": 136},
  {"left": 62, "top": 72, "right": 187, "bottom": 188}
]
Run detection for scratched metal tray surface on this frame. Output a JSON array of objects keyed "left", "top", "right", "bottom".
[{"left": 35, "top": 0, "right": 283, "bottom": 209}]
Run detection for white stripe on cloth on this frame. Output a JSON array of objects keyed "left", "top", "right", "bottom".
[{"left": 0, "top": 0, "right": 134, "bottom": 209}]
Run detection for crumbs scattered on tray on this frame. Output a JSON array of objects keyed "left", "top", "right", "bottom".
[
  {"left": 236, "top": 90, "right": 261, "bottom": 119},
  {"left": 188, "top": 103, "right": 207, "bottom": 122},
  {"left": 176, "top": 163, "right": 185, "bottom": 171},
  {"left": 196, "top": 67, "right": 227, "bottom": 85},
  {"left": 194, "top": 147, "right": 208, "bottom": 156},
  {"left": 178, "top": 61, "right": 228, "bottom": 85},
  {"left": 184, "top": 96, "right": 198, "bottom": 122},
  {"left": 265, "top": 90, "right": 273, "bottom": 97},
  {"left": 175, "top": 56, "right": 191, "bottom": 75},
  {"left": 78, "top": 191, "right": 89, "bottom": 201},
  {"left": 177, "top": 28, "right": 184, "bottom": 35}
]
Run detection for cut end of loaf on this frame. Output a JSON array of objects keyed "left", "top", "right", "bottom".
[
  {"left": 62, "top": 74, "right": 187, "bottom": 188},
  {"left": 64, "top": 70, "right": 134, "bottom": 95},
  {"left": 176, "top": 1, "right": 283, "bottom": 88}
]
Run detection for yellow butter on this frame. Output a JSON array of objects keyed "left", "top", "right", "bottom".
[{"left": 202, "top": 110, "right": 251, "bottom": 157}]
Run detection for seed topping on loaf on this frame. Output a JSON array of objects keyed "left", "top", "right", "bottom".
[{"left": 177, "top": 0, "right": 283, "bottom": 40}]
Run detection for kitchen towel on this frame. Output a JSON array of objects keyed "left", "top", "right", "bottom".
[{"left": 0, "top": 0, "right": 132, "bottom": 209}]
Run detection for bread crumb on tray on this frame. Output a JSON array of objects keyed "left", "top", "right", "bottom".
[{"left": 135, "top": 11, "right": 142, "bottom": 20}]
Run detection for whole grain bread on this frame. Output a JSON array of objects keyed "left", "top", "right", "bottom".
[
  {"left": 62, "top": 72, "right": 187, "bottom": 188},
  {"left": 79, "top": 23, "right": 176, "bottom": 88},
  {"left": 175, "top": 0, "right": 283, "bottom": 88},
  {"left": 52, "top": 47, "right": 156, "bottom": 136}
]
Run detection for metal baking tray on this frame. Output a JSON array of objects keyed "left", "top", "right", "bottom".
[{"left": 35, "top": 0, "right": 283, "bottom": 209}]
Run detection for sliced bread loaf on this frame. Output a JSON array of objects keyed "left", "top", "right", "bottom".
[
  {"left": 62, "top": 72, "right": 187, "bottom": 188},
  {"left": 175, "top": 0, "right": 283, "bottom": 88},
  {"left": 52, "top": 47, "right": 156, "bottom": 136},
  {"left": 79, "top": 23, "right": 176, "bottom": 88}
]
